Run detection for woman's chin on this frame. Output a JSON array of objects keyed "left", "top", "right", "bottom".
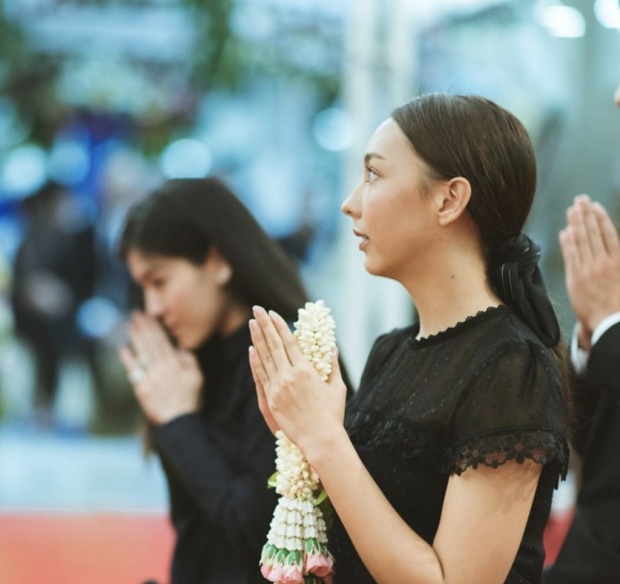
[
  {"left": 177, "top": 332, "right": 208, "bottom": 351},
  {"left": 363, "top": 257, "right": 383, "bottom": 276},
  {"left": 177, "top": 338, "right": 196, "bottom": 350}
]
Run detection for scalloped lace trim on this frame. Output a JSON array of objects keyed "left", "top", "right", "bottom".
[
  {"left": 345, "top": 408, "right": 568, "bottom": 479},
  {"left": 408, "top": 305, "right": 508, "bottom": 348},
  {"left": 452, "top": 428, "right": 569, "bottom": 479}
]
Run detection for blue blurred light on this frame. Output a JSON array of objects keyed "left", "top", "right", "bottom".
[
  {"left": 0, "top": 144, "right": 47, "bottom": 199},
  {"left": 159, "top": 139, "right": 212, "bottom": 179},
  {"left": 540, "top": 5, "right": 586, "bottom": 38},
  {"left": 76, "top": 297, "right": 123, "bottom": 339},
  {"left": 48, "top": 138, "right": 90, "bottom": 186},
  {"left": 312, "top": 108, "right": 353, "bottom": 152},
  {"left": 594, "top": 0, "right": 620, "bottom": 28}
]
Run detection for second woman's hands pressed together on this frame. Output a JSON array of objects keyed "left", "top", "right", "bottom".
[
  {"left": 248, "top": 305, "right": 347, "bottom": 452},
  {"left": 120, "top": 311, "right": 203, "bottom": 425}
]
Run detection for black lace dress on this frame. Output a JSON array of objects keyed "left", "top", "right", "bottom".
[{"left": 329, "top": 306, "right": 569, "bottom": 584}]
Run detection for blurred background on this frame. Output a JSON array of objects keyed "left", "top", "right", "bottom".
[{"left": 0, "top": 0, "right": 618, "bottom": 582}]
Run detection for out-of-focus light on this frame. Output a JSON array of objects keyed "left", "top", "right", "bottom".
[
  {"left": 48, "top": 139, "right": 90, "bottom": 186},
  {"left": 540, "top": 5, "right": 586, "bottom": 38},
  {"left": 312, "top": 108, "right": 353, "bottom": 152},
  {"left": 0, "top": 144, "right": 47, "bottom": 198},
  {"left": 159, "top": 139, "right": 212, "bottom": 179},
  {"left": 76, "top": 297, "right": 123, "bottom": 339},
  {"left": 595, "top": 0, "right": 620, "bottom": 28}
]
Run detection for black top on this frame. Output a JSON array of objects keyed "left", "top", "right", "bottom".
[
  {"left": 545, "top": 322, "right": 620, "bottom": 584},
  {"left": 153, "top": 325, "right": 277, "bottom": 584},
  {"left": 330, "top": 306, "right": 569, "bottom": 584}
]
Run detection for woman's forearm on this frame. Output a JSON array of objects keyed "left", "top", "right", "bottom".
[
  {"left": 306, "top": 425, "right": 539, "bottom": 584},
  {"left": 305, "top": 426, "right": 445, "bottom": 584}
]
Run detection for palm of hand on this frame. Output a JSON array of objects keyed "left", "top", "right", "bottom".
[
  {"left": 121, "top": 312, "right": 204, "bottom": 426},
  {"left": 137, "top": 351, "right": 203, "bottom": 425}
]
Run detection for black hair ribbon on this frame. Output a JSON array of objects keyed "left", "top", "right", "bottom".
[{"left": 492, "top": 234, "right": 560, "bottom": 347}]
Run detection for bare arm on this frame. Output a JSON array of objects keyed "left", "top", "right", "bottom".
[{"left": 301, "top": 424, "right": 540, "bottom": 584}]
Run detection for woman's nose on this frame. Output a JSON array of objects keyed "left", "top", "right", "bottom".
[
  {"left": 144, "top": 291, "right": 163, "bottom": 317},
  {"left": 341, "top": 183, "right": 361, "bottom": 217}
]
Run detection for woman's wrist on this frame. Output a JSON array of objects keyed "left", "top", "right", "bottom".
[{"left": 301, "top": 423, "right": 351, "bottom": 473}]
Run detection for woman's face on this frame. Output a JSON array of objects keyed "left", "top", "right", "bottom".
[
  {"left": 341, "top": 117, "right": 441, "bottom": 280},
  {"left": 126, "top": 248, "right": 239, "bottom": 349}
]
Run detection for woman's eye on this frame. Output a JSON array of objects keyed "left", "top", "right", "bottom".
[{"left": 365, "top": 167, "right": 378, "bottom": 182}]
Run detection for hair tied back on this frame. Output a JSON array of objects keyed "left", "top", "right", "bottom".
[{"left": 491, "top": 234, "right": 560, "bottom": 347}]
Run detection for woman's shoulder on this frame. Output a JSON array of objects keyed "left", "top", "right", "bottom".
[
  {"left": 371, "top": 325, "right": 415, "bottom": 353},
  {"left": 463, "top": 306, "right": 558, "bottom": 365},
  {"left": 362, "top": 324, "right": 417, "bottom": 365}
]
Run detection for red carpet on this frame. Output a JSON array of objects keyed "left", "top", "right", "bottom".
[
  {"left": 543, "top": 510, "right": 574, "bottom": 567},
  {"left": 0, "top": 510, "right": 571, "bottom": 582},
  {"left": 0, "top": 512, "right": 174, "bottom": 584}
]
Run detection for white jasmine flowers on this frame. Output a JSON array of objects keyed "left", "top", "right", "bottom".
[
  {"left": 293, "top": 300, "right": 336, "bottom": 383},
  {"left": 260, "top": 300, "right": 336, "bottom": 584}
]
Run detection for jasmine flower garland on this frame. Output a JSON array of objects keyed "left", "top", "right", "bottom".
[{"left": 260, "top": 300, "right": 337, "bottom": 584}]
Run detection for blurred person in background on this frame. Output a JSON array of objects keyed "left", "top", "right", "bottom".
[
  {"left": 117, "top": 177, "right": 315, "bottom": 584},
  {"left": 10, "top": 180, "right": 96, "bottom": 427},
  {"left": 249, "top": 94, "right": 570, "bottom": 584},
  {"left": 543, "top": 82, "right": 620, "bottom": 583}
]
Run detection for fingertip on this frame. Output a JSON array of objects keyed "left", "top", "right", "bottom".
[
  {"left": 268, "top": 310, "right": 284, "bottom": 324},
  {"left": 252, "top": 305, "right": 266, "bottom": 318},
  {"left": 331, "top": 345, "right": 340, "bottom": 366},
  {"left": 566, "top": 205, "right": 579, "bottom": 220}
]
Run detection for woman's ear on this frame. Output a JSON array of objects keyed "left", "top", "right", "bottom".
[
  {"left": 206, "top": 247, "right": 233, "bottom": 285},
  {"left": 435, "top": 177, "right": 471, "bottom": 226}
]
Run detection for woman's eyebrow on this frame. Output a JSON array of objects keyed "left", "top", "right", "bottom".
[
  {"left": 364, "top": 152, "right": 386, "bottom": 164},
  {"left": 135, "top": 265, "right": 162, "bottom": 285}
]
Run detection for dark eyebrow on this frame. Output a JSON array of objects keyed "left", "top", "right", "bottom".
[
  {"left": 135, "top": 264, "right": 163, "bottom": 285},
  {"left": 364, "top": 152, "right": 386, "bottom": 164}
]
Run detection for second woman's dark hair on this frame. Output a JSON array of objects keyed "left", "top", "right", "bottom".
[{"left": 118, "top": 177, "right": 308, "bottom": 322}]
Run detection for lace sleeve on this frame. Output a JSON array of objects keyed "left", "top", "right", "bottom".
[
  {"left": 448, "top": 338, "right": 569, "bottom": 478},
  {"left": 450, "top": 427, "right": 569, "bottom": 478}
]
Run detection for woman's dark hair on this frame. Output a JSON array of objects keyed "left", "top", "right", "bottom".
[
  {"left": 118, "top": 177, "right": 308, "bottom": 322},
  {"left": 392, "top": 93, "right": 536, "bottom": 254},
  {"left": 392, "top": 94, "right": 573, "bottom": 426}
]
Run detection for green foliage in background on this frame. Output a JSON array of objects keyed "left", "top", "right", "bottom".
[{"left": 0, "top": 0, "right": 341, "bottom": 153}]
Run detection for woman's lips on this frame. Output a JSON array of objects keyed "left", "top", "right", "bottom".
[{"left": 353, "top": 229, "right": 370, "bottom": 250}]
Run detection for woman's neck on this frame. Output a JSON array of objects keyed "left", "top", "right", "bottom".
[
  {"left": 218, "top": 302, "right": 252, "bottom": 338},
  {"left": 400, "top": 240, "right": 502, "bottom": 339}
]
